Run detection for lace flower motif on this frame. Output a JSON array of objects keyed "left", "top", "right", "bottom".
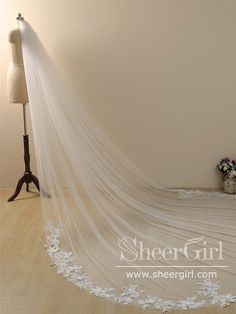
[
  {"left": 46, "top": 221, "right": 236, "bottom": 312},
  {"left": 197, "top": 279, "right": 221, "bottom": 297},
  {"left": 177, "top": 297, "right": 205, "bottom": 310}
]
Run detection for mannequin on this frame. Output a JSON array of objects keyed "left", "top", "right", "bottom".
[
  {"left": 7, "top": 14, "right": 42, "bottom": 202},
  {"left": 7, "top": 27, "right": 29, "bottom": 103}
]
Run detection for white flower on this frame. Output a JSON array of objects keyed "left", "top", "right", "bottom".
[{"left": 228, "top": 170, "right": 236, "bottom": 179}]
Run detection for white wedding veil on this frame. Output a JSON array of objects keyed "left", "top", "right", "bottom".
[{"left": 19, "top": 20, "right": 236, "bottom": 312}]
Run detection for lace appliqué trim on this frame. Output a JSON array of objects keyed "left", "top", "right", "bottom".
[
  {"left": 174, "top": 189, "right": 236, "bottom": 199},
  {"left": 46, "top": 221, "right": 236, "bottom": 312}
]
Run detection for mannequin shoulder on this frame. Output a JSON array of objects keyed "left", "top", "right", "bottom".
[{"left": 8, "top": 28, "right": 21, "bottom": 43}]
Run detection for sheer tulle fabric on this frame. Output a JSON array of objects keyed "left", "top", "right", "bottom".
[{"left": 19, "top": 21, "right": 236, "bottom": 311}]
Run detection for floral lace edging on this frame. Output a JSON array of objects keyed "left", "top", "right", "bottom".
[
  {"left": 45, "top": 221, "right": 236, "bottom": 312},
  {"left": 174, "top": 189, "right": 236, "bottom": 199}
]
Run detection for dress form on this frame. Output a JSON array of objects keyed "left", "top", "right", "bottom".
[
  {"left": 7, "top": 27, "right": 29, "bottom": 104},
  {"left": 7, "top": 15, "right": 47, "bottom": 202}
]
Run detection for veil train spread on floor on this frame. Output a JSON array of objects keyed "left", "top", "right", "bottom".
[{"left": 19, "top": 21, "right": 236, "bottom": 312}]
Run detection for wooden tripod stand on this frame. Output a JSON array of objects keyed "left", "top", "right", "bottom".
[{"left": 8, "top": 104, "right": 43, "bottom": 201}]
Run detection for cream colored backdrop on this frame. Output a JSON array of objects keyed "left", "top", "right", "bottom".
[{"left": 0, "top": 0, "right": 235, "bottom": 189}]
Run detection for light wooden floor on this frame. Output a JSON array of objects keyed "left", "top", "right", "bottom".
[{"left": 0, "top": 188, "right": 235, "bottom": 314}]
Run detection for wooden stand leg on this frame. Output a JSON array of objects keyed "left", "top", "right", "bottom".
[
  {"left": 8, "top": 175, "right": 25, "bottom": 202},
  {"left": 8, "top": 135, "right": 50, "bottom": 202},
  {"left": 8, "top": 104, "right": 50, "bottom": 202}
]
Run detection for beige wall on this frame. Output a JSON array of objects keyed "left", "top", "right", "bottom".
[{"left": 0, "top": 0, "right": 236, "bottom": 189}]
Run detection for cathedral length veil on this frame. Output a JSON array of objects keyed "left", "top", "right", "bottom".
[{"left": 19, "top": 20, "right": 236, "bottom": 312}]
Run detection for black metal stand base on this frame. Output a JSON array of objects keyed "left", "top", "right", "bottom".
[{"left": 8, "top": 135, "right": 49, "bottom": 202}]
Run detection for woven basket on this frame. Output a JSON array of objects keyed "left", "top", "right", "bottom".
[{"left": 223, "top": 174, "right": 236, "bottom": 194}]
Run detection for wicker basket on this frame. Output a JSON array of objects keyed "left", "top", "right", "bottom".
[{"left": 223, "top": 174, "right": 236, "bottom": 194}]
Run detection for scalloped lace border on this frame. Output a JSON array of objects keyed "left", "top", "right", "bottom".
[{"left": 46, "top": 221, "right": 236, "bottom": 312}]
